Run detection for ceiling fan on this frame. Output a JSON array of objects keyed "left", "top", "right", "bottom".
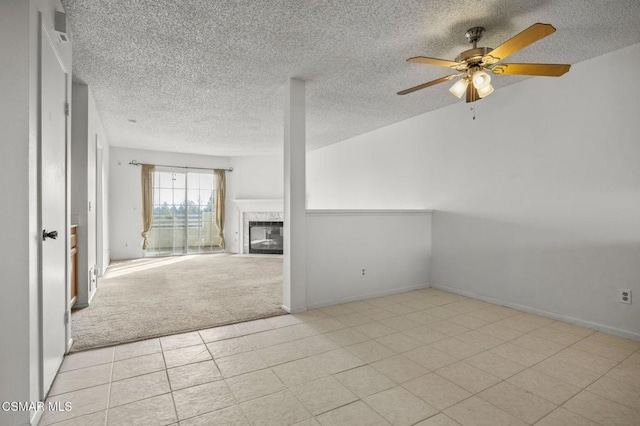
[{"left": 397, "top": 23, "right": 571, "bottom": 102}]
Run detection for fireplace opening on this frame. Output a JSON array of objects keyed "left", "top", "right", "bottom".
[{"left": 249, "top": 221, "right": 284, "bottom": 254}]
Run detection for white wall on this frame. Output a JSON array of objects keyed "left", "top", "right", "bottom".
[
  {"left": 109, "top": 147, "right": 231, "bottom": 260},
  {"left": 226, "top": 155, "right": 284, "bottom": 253},
  {"left": 306, "top": 210, "right": 431, "bottom": 308},
  {"left": 71, "top": 83, "right": 110, "bottom": 306},
  {"left": 306, "top": 43, "right": 640, "bottom": 338},
  {"left": 0, "top": 1, "right": 72, "bottom": 424}
]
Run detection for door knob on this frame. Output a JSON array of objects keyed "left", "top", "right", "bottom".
[{"left": 42, "top": 230, "right": 58, "bottom": 241}]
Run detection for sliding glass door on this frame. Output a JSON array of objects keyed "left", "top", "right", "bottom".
[{"left": 147, "top": 167, "right": 219, "bottom": 256}]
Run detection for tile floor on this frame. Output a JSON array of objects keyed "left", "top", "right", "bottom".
[{"left": 40, "top": 288, "right": 640, "bottom": 425}]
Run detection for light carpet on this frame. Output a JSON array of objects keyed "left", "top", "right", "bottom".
[{"left": 71, "top": 253, "right": 284, "bottom": 352}]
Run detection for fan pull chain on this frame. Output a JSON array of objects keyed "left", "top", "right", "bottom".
[{"left": 470, "top": 105, "right": 476, "bottom": 120}]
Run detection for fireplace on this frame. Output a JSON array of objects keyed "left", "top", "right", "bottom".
[{"left": 249, "top": 221, "right": 284, "bottom": 254}]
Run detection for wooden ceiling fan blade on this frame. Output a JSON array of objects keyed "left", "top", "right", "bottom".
[
  {"left": 492, "top": 63, "right": 571, "bottom": 76},
  {"left": 484, "top": 23, "right": 556, "bottom": 62},
  {"left": 397, "top": 74, "right": 460, "bottom": 95},
  {"left": 407, "top": 56, "right": 462, "bottom": 68}
]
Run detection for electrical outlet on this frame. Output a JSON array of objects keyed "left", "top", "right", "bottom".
[{"left": 619, "top": 289, "right": 632, "bottom": 304}]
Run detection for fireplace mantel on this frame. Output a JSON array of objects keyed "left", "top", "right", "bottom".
[{"left": 234, "top": 199, "right": 284, "bottom": 254}]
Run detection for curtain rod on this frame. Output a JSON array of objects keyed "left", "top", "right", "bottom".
[{"left": 129, "top": 160, "right": 233, "bottom": 172}]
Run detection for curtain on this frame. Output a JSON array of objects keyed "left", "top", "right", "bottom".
[
  {"left": 140, "top": 164, "right": 155, "bottom": 250},
  {"left": 214, "top": 169, "right": 226, "bottom": 250}
]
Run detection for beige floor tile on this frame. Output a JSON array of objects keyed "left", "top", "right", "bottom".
[
  {"left": 346, "top": 340, "right": 395, "bottom": 363},
  {"left": 429, "top": 321, "right": 470, "bottom": 337},
  {"left": 563, "top": 390, "right": 640, "bottom": 425},
  {"left": 215, "top": 350, "right": 267, "bottom": 378},
  {"left": 478, "top": 381, "right": 556, "bottom": 424},
  {"left": 364, "top": 386, "right": 438, "bottom": 426},
  {"left": 172, "top": 380, "right": 236, "bottom": 420},
  {"left": 265, "top": 314, "right": 304, "bottom": 328},
  {"left": 446, "top": 299, "right": 491, "bottom": 313},
  {"left": 234, "top": 319, "right": 273, "bottom": 335},
  {"left": 547, "top": 321, "right": 595, "bottom": 338},
  {"left": 112, "top": 352, "right": 165, "bottom": 381},
  {"left": 316, "top": 401, "right": 389, "bottom": 426},
  {"left": 464, "top": 351, "right": 526, "bottom": 380},
  {"left": 308, "top": 318, "right": 348, "bottom": 333},
  {"left": 403, "top": 373, "right": 471, "bottom": 410},
  {"left": 378, "top": 315, "right": 420, "bottom": 332},
  {"left": 381, "top": 302, "right": 417, "bottom": 316},
  {"left": 435, "top": 361, "right": 500, "bottom": 393},
  {"left": 402, "top": 326, "right": 448, "bottom": 345},
  {"left": 413, "top": 413, "right": 460, "bottom": 425},
  {"left": 454, "top": 331, "right": 504, "bottom": 351},
  {"left": 535, "top": 407, "right": 599, "bottom": 426},
  {"left": 606, "top": 362, "right": 640, "bottom": 389},
  {"left": 114, "top": 338, "right": 161, "bottom": 361},
  {"left": 325, "top": 327, "right": 370, "bottom": 347},
  {"left": 572, "top": 336, "right": 636, "bottom": 362},
  {"left": 106, "top": 393, "right": 177, "bottom": 426},
  {"left": 179, "top": 405, "right": 250, "bottom": 426},
  {"left": 376, "top": 333, "right": 424, "bottom": 353},
  {"left": 225, "top": 368, "right": 285, "bottom": 403},
  {"left": 160, "top": 331, "right": 203, "bottom": 351},
  {"left": 59, "top": 347, "right": 114, "bottom": 372},
  {"left": 257, "top": 341, "right": 307, "bottom": 366},
  {"left": 589, "top": 332, "right": 640, "bottom": 351},
  {"left": 334, "top": 365, "right": 396, "bottom": 398},
  {"left": 476, "top": 323, "right": 524, "bottom": 341},
  {"left": 404, "top": 345, "right": 456, "bottom": 371},
  {"left": 402, "top": 311, "right": 441, "bottom": 326},
  {"left": 529, "top": 326, "right": 585, "bottom": 346},
  {"left": 489, "top": 342, "right": 547, "bottom": 367},
  {"left": 198, "top": 324, "right": 240, "bottom": 343},
  {"left": 272, "top": 357, "right": 328, "bottom": 387},
  {"left": 496, "top": 313, "right": 552, "bottom": 333},
  {"left": 354, "top": 321, "right": 396, "bottom": 339},
  {"left": 320, "top": 304, "right": 355, "bottom": 316},
  {"left": 361, "top": 308, "right": 396, "bottom": 321},
  {"left": 292, "top": 376, "right": 358, "bottom": 415},
  {"left": 167, "top": 360, "right": 222, "bottom": 391},
  {"left": 449, "top": 315, "right": 489, "bottom": 330},
  {"left": 425, "top": 306, "right": 460, "bottom": 320},
  {"left": 310, "top": 348, "right": 364, "bottom": 374},
  {"left": 551, "top": 347, "right": 617, "bottom": 374},
  {"left": 506, "top": 368, "right": 580, "bottom": 404},
  {"left": 371, "top": 354, "right": 429, "bottom": 383},
  {"left": 50, "top": 363, "right": 112, "bottom": 396},
  {"left": 340, "top": 300, "right": 377, "bottom": 313},
  {"left": 294, "top": 335, "right": 340, "bottom": 356},
  {"left": 109, "top": 371, "right": 170, "bottom": 408},
  {"left": 444, "top": 396, "right": 526, "bottom": 426},
  {"left": 586, "top": 376, "right": 640, "bottom": 410},
  {"left": 244, "top": 329, "right": 291, "bottom": 349},
  {"left": 467, "top": 308, "right": 516, "bottom": 323},
  {"left": 40, "top": 384, "right": 109, "bottom": 426},
  {"left": 533, "top": 357, "right": 601, "bottom": 388},
  {"left": 279, "top": 323, "right": 319, "bottom": 340},
  {"left": 163, "top": 344, "right": 212, "bottom": 368},
  {"left": 430, "top": 337, "right": 485, "bottom": 360},
  {"left": 43, "top": 410, "right": 106, "bottom": 426},
  {"left": 206, "top": 336, "right": 253, "bottom": 358},
  {"left": 290, "top": 309, "right": 330, "bottom": 323},
  {"left": 511, "top": 334, "right": 565, "bottom": 356},
  {"left": 240, "top": 389, "right": 312, "bottom": 426},
  {"left": 333, "top": 312, "right": 372, "bottom": 327}
]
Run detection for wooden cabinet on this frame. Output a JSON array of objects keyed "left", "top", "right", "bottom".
[{"left": 70, "top": 225, "right": 78, "bottom": 307}]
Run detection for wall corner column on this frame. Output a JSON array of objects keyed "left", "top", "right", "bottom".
[{"left": 283, "top": 78, "right": 307, "bottom": 313}]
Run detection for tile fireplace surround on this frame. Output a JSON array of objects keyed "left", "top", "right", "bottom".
[{"left": 235, "top": 199, "right": 283, "bottom": 254}]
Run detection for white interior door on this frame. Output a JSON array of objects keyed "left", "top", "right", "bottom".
[{"left": 40, "top": 24, "right": 69, "bottom": 396}]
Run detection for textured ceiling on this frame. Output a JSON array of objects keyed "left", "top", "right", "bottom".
[{"left": 62, "top": 0, "right": 640, "bottom": 156}]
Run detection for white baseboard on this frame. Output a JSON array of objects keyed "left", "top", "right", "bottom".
[
  {"left": 306, "top": 283, "right": 430, "bottom": 310},
  {"left": 432, "top": 283, "right": 640, "bottom": 342}
]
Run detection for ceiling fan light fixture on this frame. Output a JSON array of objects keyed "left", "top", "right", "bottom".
[
  {"left": 449, "top": 78, "right": 469, "bottom": 98},
  {"left": 472, "top": 70, "right": 491, "bottom": 90},
  {"left": 477, "top": 83, "right": 494, "bottom": 98}
]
